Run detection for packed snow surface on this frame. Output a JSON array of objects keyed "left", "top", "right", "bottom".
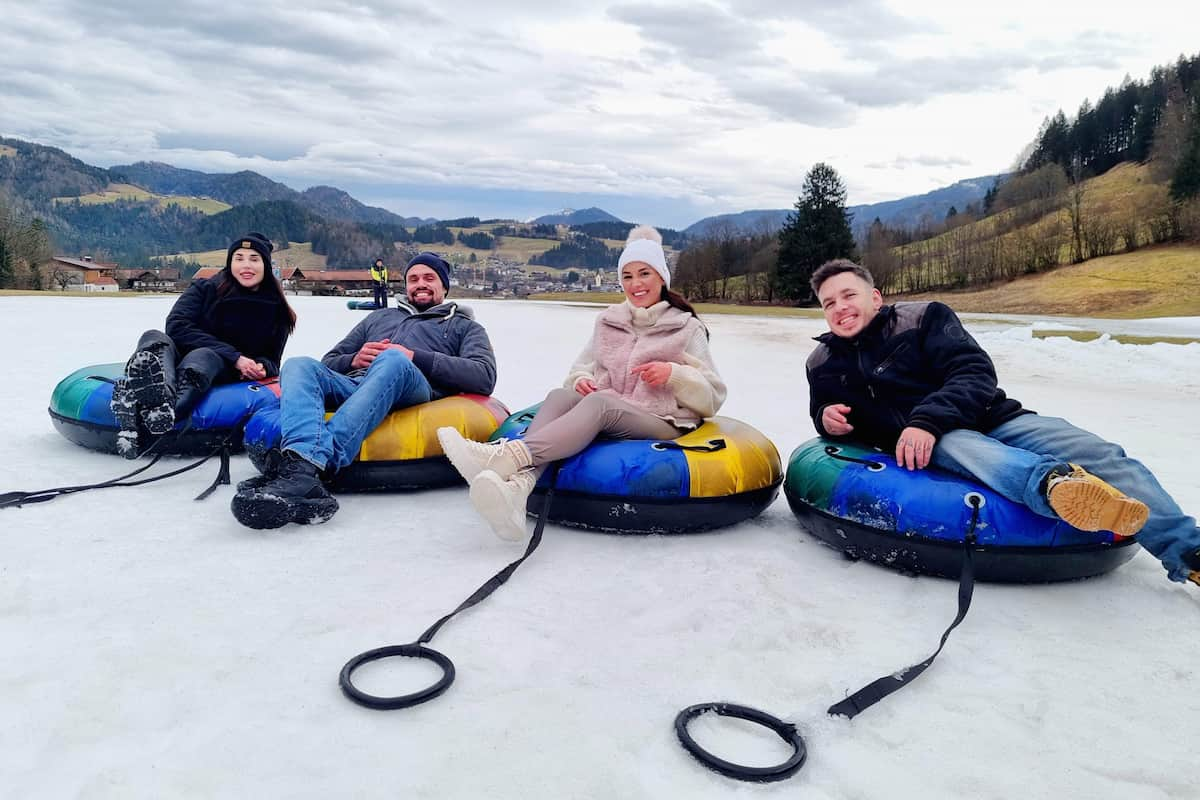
[{"left": 2, "top": 295, "right": 1197, "bottom": 799}]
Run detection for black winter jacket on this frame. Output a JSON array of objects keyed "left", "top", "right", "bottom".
[
  {"left": 806, "top": 302, "right": 1028, "bottom": 448},
  {"left": 165, "top": 276, "right": 292, "bottom": 376},
  {"left": 321, "top": 300, "right": 496, "bottom": 399}
]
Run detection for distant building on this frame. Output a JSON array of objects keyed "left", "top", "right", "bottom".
[
  {"left": 48, "top": 256, "right": 118, "bottom": 291},
  {"left": 114, "top": 268, "right": 180, "bottom": 291}
]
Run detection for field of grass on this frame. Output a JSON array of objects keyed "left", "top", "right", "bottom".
[
  {"left": 1032, "top": 330, "right": 1199, "bottom": 345},
  {"left": 438, "top": 225, "right": 629, "bottom": 268},
  {"left": 52, "top": 183, "right": 231, "bottom": 215},
  {"left": 899, "top": 243, "right": 1200, "bottom": 318},
  {"left": 160, "top": 241, "right": 329, "bottom": 269}
]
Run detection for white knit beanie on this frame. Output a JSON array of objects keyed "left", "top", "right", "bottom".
[{"left": 617, "top": 225, "right": 669, "bottom": 288}]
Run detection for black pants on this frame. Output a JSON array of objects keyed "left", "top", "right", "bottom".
[
  {"left": 373, "top": 283, "right": 388, "bottom": 308},
  {"left": 129, "top": 330, "right": 232, "bottom": 415}
]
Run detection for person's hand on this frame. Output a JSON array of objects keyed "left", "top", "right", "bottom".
[
  {"left": 575, "top": 378, "right": 598, "bottom": 396},
  {"left": 630, "top": 361, "right": 672, "bottom": 386},
  {"left": 895, "top": 426, "right": 937, "bottom": 470},
  {"left": 387, "top": 343, "right": 414, "bottom": 359},
  {"left": 821, "top": 404, "right": 854, "bottom": 436},
  {"left": 236, "top": 356, "right": 266, "bottom": 380},
  {"left": 351, "top": 338, "right": 393, "bottom": 369}
]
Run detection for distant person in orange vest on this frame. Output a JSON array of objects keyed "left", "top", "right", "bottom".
[{"left": 371, "top": 258, "right": 388, "bottom": 308}]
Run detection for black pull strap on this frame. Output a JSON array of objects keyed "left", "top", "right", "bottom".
[
  {"left": 1, "top": 410, "right": 249, "bottom": 509},
  {"left": 418, "top": 466, "right": 559, "bottom": 644},
  {"left": 827, "top": 497, "right": 981, "bottom": 719},
  {"left": 193, "top": 443, "right": 232, "bottom": 501},
  {"left": 655, "top": 438, "right": 726, "bottom": 453},
  {"left": 340, "top": 465, "right": 561, "bottom": 710},
  {"left": 824, "top": 444, "right": 885, "bottom": 470}
]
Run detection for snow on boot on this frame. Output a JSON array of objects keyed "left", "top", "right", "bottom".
[
  {"left": 1046, "top": 463, "right": 1150, "bottom": 536},
  {"left": 109, "top": 377, "right": 141, "bottom": 459},
  {"left": 127, "top": 349, "right": 176, "bottom": 436},
  {"left": 237, "top": 450, "right": 282, "bottom": 493},
  {"left": 469, "top": 466, "right": 541, "bottom": 542},
  {"left": 437, "top": 427, "right": 532, "bottom": 483},
  {"left": 230, "top": 451, "right": 338, "bottom": 530}
]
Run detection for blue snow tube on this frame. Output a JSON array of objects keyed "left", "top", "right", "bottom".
[{"left": 784, "top": 438, "right": 1140, "bottom": 583}]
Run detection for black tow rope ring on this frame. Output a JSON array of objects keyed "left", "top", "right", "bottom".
[
  {"left": 674, "top": 702, "right": 807, "bottom": 783},
  {"left": 339, "top": 643, "right": 455, "bottom": 710}
]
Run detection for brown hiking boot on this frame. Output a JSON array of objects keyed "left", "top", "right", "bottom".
[{"left": 1046, "top": 464, "right": 1150, "bottom": 536}]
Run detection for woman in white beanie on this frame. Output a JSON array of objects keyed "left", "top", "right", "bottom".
[{"left": 439, "top": 225, "right": 726, "bottom": 541}]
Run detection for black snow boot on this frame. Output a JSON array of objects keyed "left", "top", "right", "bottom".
[
  {"left": 230, "top": 451, "right": 339, "bottom": 530},
  {"left": 127, "top": 347, "right": 177, "bottom": 435},
  {"left": 171, "top": 367, "right": 209, "bottom": 427},
  {"left": 237, "top": 449, "right": 283, "bottom": 493},
  {"left": 110, "top": 377, "right": 142, "bottom": 459}
]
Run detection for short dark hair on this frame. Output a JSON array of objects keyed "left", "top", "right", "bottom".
[{"left": 810, "top": 259, "right": 875, "bottom": 298}]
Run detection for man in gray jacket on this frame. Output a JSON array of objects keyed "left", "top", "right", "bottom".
[{"left": 232, "top": 252, "right": 496, "bottom": 529}]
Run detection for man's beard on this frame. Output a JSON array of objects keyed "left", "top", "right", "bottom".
[{"left": 409, "top": 295, "right": 438, "bottom": 311}]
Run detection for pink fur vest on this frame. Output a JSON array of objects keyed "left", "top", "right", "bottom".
[{"left": 591, "top": 303, "right": 699, "bottom": 424}]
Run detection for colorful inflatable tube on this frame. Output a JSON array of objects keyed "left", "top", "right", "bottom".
[
  {"left": 243, "top": 394, "right": 510, "bottom": 492},
  {"left": 784, "top": 438, "right": 1139, "bottom": 583},
  {"left": 489, "top": 404, "right": 783, "bottom": 534},
  {"left": 49, "top": 363, "right": 282, "bottom": 456}
]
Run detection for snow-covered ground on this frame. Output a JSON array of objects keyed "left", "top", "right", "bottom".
[{"left": 2, "top": 294, "right": 1198, "bottom": 800}]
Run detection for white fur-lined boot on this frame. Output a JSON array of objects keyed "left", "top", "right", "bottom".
[
  {"left": 437, "top": 427, "right": 532, "bottom": 483},
  {"left": 469, "top": 465, "right": 545, "bottom": 542}
]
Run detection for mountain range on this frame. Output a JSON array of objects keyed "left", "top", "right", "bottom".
[
  {"left": 530, "top": 207, "right": 623, "bottom": 226},
  {"left": 682, "top": 173, "right": 1006, "bottom": 237},
  {"left": 1, "top": 135, "right": 1001, "bottom": 261}
]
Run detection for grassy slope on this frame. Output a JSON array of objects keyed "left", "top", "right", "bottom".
[
  {"left": 900, "top": 244, "right": 1200, "bottom": 318},
  {"left": 161, "top": 242, "right": 328, "bottom": 269},
  {"left": 53, "top": 183, "right": 231, "bottom": 214}
]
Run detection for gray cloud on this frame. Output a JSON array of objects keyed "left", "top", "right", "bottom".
[
  {"left": 0, "top": 1, "right": 1189, "bottom": 225},
  {"left": 867, "top": 154, "right": 972, "bottom": 170}
]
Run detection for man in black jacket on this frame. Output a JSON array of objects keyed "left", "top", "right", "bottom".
[
  {"left": 806, "top": 259, "right": 1199, "bottom": 587},
  {"left": 232, "top": 252, "right": 496, "bottom": 529}
]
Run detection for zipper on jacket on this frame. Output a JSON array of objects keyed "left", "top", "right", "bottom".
[{"left": 873, "top": 343, "right": 909, "bottom": 376}]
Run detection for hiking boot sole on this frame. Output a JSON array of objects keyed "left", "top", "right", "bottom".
[
  {"left": 231, "top": 490, "right": 339, "bottom": 530},
  {"left": 110, "top": 380, "right": 142, "bottom": 459},
  {"left": 1050, "top": 482, "right": 1150, "bottom": 536},
  {"left": 128, "top": 350, "right": 175, "bottom": 434}
]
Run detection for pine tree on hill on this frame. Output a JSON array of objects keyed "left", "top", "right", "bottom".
[{"left": 776, "top": 163, "right": 857, "bottom": 304}]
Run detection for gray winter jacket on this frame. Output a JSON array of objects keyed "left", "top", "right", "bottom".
[{"left": 321, "top": 300, "right": 497, "bottom": 399}]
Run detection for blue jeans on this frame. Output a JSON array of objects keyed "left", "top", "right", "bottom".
[
  {"left": 278, "top": 349, "right": 431, "bottom": 472},
  {"left": 931, "top": 413, "right": 1200, "bottom": 582}
]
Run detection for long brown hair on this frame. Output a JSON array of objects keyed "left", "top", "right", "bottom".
[
  {"left": 660, "top": 286, "right": 708, "bottom": 339},
  {"left": 216, "top": 267, "right": 297, "bottom": 333}
]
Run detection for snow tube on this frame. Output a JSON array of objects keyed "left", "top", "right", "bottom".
[
  {"left": 48, "top": 363, "right": 282, "bottom": 456},
  {"left": 489, "top": 403, "right": 783, "bottom": 534},
  {"left": 783, "top": 438, "right": 1140, "bottom": 583},
  {"left": 347, "top": 300, "right": 382, "bottom": 311},
  {"left": 243, "top": 394, "right": 511, "bottom": 492}
]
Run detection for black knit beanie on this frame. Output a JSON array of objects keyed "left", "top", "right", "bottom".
[
  {"left": 226, "top": 232, "right": 274, "bottom": 272},
  {"left": 405, "top": 252, "right": 451, "bottom": 291}
]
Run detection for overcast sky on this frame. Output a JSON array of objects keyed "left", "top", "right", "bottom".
[{"left": 2, "top": 1, "right": 1195, "bottom": 228}]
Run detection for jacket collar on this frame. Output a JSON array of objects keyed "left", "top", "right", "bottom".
[{"left": 391, "top": 300, "right": 473, "bottom": 321}]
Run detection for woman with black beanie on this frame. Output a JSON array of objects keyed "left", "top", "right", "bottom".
[{"left": 110, "top": 232, "right": 297, "bottom": 458}]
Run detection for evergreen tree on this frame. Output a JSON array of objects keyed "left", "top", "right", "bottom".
[
  {"left": 1170, "top": 94, "right": 1200, "bottom": 200},
  {"left": 776, "top": 163, "right": 857, "bottom": 303}
]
